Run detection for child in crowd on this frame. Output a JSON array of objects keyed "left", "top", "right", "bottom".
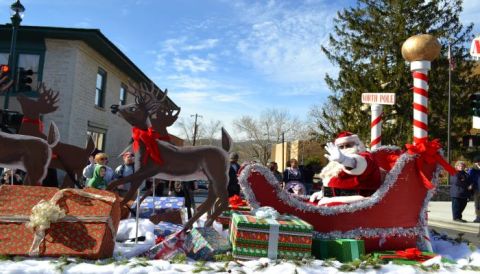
[{"left": 87, "top": 165, "right": 108, "bottom": 190}]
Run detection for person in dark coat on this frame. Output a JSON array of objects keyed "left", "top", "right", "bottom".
[
  {"left": 468, "top": 156, "right": 480, "bottom": 223},
  {"left": 450, "top": 161, "right": 473, "bottom": 222},
  {"left": 228, "top": 152, "right": 241, "bottom": 197}
]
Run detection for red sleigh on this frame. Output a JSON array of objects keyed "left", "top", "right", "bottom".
[{"left": 238, "top": 146, "right": 442, "bottom": 252}]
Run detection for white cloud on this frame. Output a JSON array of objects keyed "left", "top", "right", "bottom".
[
  {"left": 233, "top": 1, "right": 337, "bottom": 84},
  {"left": 173, "top": 56, "right": 215, "bottom": 73},
  {"left": 461, "top": 0, "right": 480, "bottom": 26},
  {"left": 182, "top": 39, "right": 219, "bottom": 51}
]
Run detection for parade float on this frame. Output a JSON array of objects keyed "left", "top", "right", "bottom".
[
  {"left": 0, "top": 34, "right": 478, "bottom": 273},
  {"left": 237, "top": 34, "right": 456, "bottom": 253}
]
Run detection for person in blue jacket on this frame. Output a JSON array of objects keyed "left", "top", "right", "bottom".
[{"left": 468, "top": 156, "right": 480, "bottom": 223}]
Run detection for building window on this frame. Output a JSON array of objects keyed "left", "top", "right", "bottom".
[
  {"left": 87, "top": 128, "right": 106, "bottom": 151},
  {"left": 0, "top": 53, "right": 41, "bottom": 94},
  {"left": 95, "top": 68, "right": 106, "bottom": 108},
  {"left": 119, "top": 84, "right": 127, "bottom": 105}
]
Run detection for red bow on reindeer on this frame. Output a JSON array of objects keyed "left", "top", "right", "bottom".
[
  {"left": 405, "top": 139, "right": 456, "bottom": 189},
  {"left": 132, "top": 127, "right": 164, "bottom": 165}
]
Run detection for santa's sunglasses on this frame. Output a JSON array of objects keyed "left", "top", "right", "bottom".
[{"left": 337, "top": 143, "right": 354, "bottom": 149}]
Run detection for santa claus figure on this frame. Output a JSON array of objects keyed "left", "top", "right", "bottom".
[{"left": 310, "top": 131, "right": 382, "bottom": 204}]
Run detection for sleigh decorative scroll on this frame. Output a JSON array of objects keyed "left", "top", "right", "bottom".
[{"left": 238, "top": 146, "right": 441, "bottom": 252}]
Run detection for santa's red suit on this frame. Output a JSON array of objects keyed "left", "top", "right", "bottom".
[
  {"left": 319, "top": 131, "right": 382, "bottom": 197},
  {"left": 327, "top": 151, "right": 381, "bottom": 196}
]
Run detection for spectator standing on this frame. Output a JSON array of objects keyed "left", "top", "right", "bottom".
[
  {"left": 283, "top": 158, "right": 306, "bottom": 195},
  {"left": 450, "top": 161, "right": 472, "bottom": 223},
  {"left": 228, "top": 152, "right": 241, "bottom": 197},
  {"left": 83, "top": 152, "right": 114, "bottom": 183},
  {"left": 301, "top": 163, "right": 315, "bottom": 195},
  {"left": 169, "top": 181, "right": 197, "bottom": 219},
  {"left": 268, "top": 161, "right": 283, "bottom": 183},
  {"left": 113, "top": 151, "right": 135, "bottom": 197},
  {"left": 468, "top": 156, "right": 480, "bottom": 223}
]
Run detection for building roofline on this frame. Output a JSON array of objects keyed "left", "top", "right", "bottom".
[{"left": 0, "top": 24, "right": 179, "bottom": 109}]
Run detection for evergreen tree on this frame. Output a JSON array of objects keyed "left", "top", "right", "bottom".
[{"left": 311, "top": 0, "right": 480, "bottom": 157}]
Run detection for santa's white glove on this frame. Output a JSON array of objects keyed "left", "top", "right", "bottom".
[
  {"left": 324, "top": 142, "right": 356, "bottom": 169},
  {"left": 324, "top": 142, "right": 346, "bottom": 163},
  {"left": 309, "top": 190, "right": 323, "bottom": 202}
]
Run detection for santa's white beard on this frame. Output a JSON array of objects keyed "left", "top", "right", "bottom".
[{"left": 319, "top": 160, "right": 343, "bottom": 186}]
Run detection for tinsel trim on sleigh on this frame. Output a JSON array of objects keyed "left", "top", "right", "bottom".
[{"left": 237, "top": 145, "right": 442, "bottom": 244}]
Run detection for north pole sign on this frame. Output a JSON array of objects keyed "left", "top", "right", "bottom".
[
  {"left": 471, "top": 37, "right": 480, "bottom": 58},
  {"left": 361, "top": 93, "right": 396, "bottom": 105}
]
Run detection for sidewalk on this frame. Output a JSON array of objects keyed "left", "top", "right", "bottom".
[{"left": 428, "top": 201, "right": 479, "bottom": 245}]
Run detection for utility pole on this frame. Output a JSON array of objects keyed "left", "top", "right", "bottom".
[
  {"left": 281, "top": 132, "right": 285, "bottom": 171},
  {"left": 191, "top": 113, "right": 202, "bottom": 146}
]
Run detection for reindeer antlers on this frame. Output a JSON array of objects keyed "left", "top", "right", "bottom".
[
  {"left": 127, "top": 81, "right": 169, "bottom": 115},
  {"left": 37, "top": 82, "right": 60, "bottom": 113}
]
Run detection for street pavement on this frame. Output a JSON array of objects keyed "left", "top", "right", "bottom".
[
  {"left": 428, "top": 201, "right": 479, "bottom": 246},
  {"left": 193, "top": 190, "right": 479, "bottom": 246}
]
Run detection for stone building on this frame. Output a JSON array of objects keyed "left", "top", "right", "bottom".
[{"left": 0, "top": 25, "right": 180, "bottom": 169}]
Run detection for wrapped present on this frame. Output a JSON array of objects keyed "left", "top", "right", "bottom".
[
  {"left": 154, "top": 221, "right": 183, "bottom": 237},
  {"left": 228, "top": 195, "right": 251, "bottom": 211},
  {"left": 184, "top": 227, "right": 230, "bottom": 261},
  {"left": 312, "top": 238, "right": 365, "bottom": 262},
  {"left": 0, "top": 185, "right": 120, "bottom": 259},
  {"left": 216, "top": 210, "right": 251, "bottom": 229},
  {"left": 131, "top": 196, "right": 184, "bottom": 224},
  {"left": 372, "top": 248, "right": 454, "bottom": 265},
  {"left": 230, "top": 207, "right": 313, "bottom": 260},
  {"left": 145, "top": 230, "right": 187, "bottom": 260}
]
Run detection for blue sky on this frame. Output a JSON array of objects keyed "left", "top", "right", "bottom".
[{"left": 0, "top": 0, "right": 479, "bottom": 139}]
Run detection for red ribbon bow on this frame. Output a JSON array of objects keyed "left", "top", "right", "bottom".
[
  {"left": 405, "top": 139, "right": 456, "bottom": 189},
  {"left": 22, "top": 117, "right": 44, "bottom": 133},
  {"left": 380, "top": 248, "right": 435, "bottom": 262},
  {"left": 132, "top": 127, "right": 163, "bottom": 165},
  {"left": 229, "top": 195, "right": 247, "bottom": 209}
]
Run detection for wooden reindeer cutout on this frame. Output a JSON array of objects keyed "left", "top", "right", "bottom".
[
  {"left": 0, "top": 77, "right": 60, "bottom": 185},
  {"left": 108, "top": 82, "right": 231, "bottom": 230},
  {"left": 17, "top": 83, "right": 95, "bottom": 188}
]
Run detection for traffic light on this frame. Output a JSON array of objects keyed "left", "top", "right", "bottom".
[
  {"left": 469, "top": 93, "right": 480, "bottom": 117},
  {"left": 18, "top": 67, "right": 33, "bottom": 92},
  {"left": 0, "top": 64, "right": 9, "bottom": 75}
]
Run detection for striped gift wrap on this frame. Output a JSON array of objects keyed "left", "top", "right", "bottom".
[{"left": 230, "top": 212, "right": 313, "bottom": 260}]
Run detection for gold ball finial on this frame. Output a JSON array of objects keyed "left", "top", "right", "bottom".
[{"left": 401, "top": 34, "right": 441, "bottom": 62}]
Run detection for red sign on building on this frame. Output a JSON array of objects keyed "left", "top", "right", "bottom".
[{"left": 471, "top": 37, "right": 480, "bottom": 58}]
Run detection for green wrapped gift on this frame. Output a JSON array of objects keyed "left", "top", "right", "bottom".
[
  {"left": 372, "top": 249, "right": 455, "bottom": 265},
  {"left": 312, "top": 238, "right": 365, "bottom": 262},
  {"left": 184, "top": 227, "right": 231, "bottom": 261},
  {"left": 230, "top": 212, "right": 313, "bottom": 260}
]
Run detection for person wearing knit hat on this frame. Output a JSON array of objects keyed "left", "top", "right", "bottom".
[{"left": 310, "top": 131, "right": 382, "bottom": 204}]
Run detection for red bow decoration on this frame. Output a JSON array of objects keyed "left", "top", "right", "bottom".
[
  {"left": 380, "top": 248, "right": 435, "bottom": 262},
  {"left": 229, "top": 195, "right": 247, "bottom": 209},
  {"left": 22, "top": 117, "right": 44, "bottom": 133},
  {"left": 405, "top": 139, "right": 456, "bottom": 189},
  {"left": 132, "top": 127, "right": 163, "bottom": 165}
]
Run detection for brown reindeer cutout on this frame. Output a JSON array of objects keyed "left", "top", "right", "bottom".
[
  {"left": 17, "top": 83, "right": 95, "bottom": 188},
  {"left": 108, "top": 82, "right": 231, "bottom": 230},
  {"left": 0, "top": 78, "right": 60, "bottom": 185}
]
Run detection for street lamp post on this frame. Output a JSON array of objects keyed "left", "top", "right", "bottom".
[{"left": 3, "top": 0, "right": 25, "bottom": 110}]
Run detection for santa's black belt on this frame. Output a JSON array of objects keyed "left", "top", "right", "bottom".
[{"left": 323, "top": 187, "right": 374, "bottom": 197}]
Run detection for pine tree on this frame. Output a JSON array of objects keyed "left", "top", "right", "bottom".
[{"left": 311, "top": 0, "right": 480, "bottom": 156}]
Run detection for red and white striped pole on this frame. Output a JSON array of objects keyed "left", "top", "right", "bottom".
[
  {"left": 402, "top": 34, "right": 441, "bottom": 144},
  {"left": 411, "top": 61, "right": 430, "bottom": 144},
  {"left": 370, "top": 104, "right": 382, "bottom": 149},
  {"left": 402, "top": 34, "right": 441, "bottom": 252}
]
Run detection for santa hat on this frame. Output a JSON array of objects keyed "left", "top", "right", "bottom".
[{"left": 334, "top": 131, "right": 360, "bottom": 146}]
